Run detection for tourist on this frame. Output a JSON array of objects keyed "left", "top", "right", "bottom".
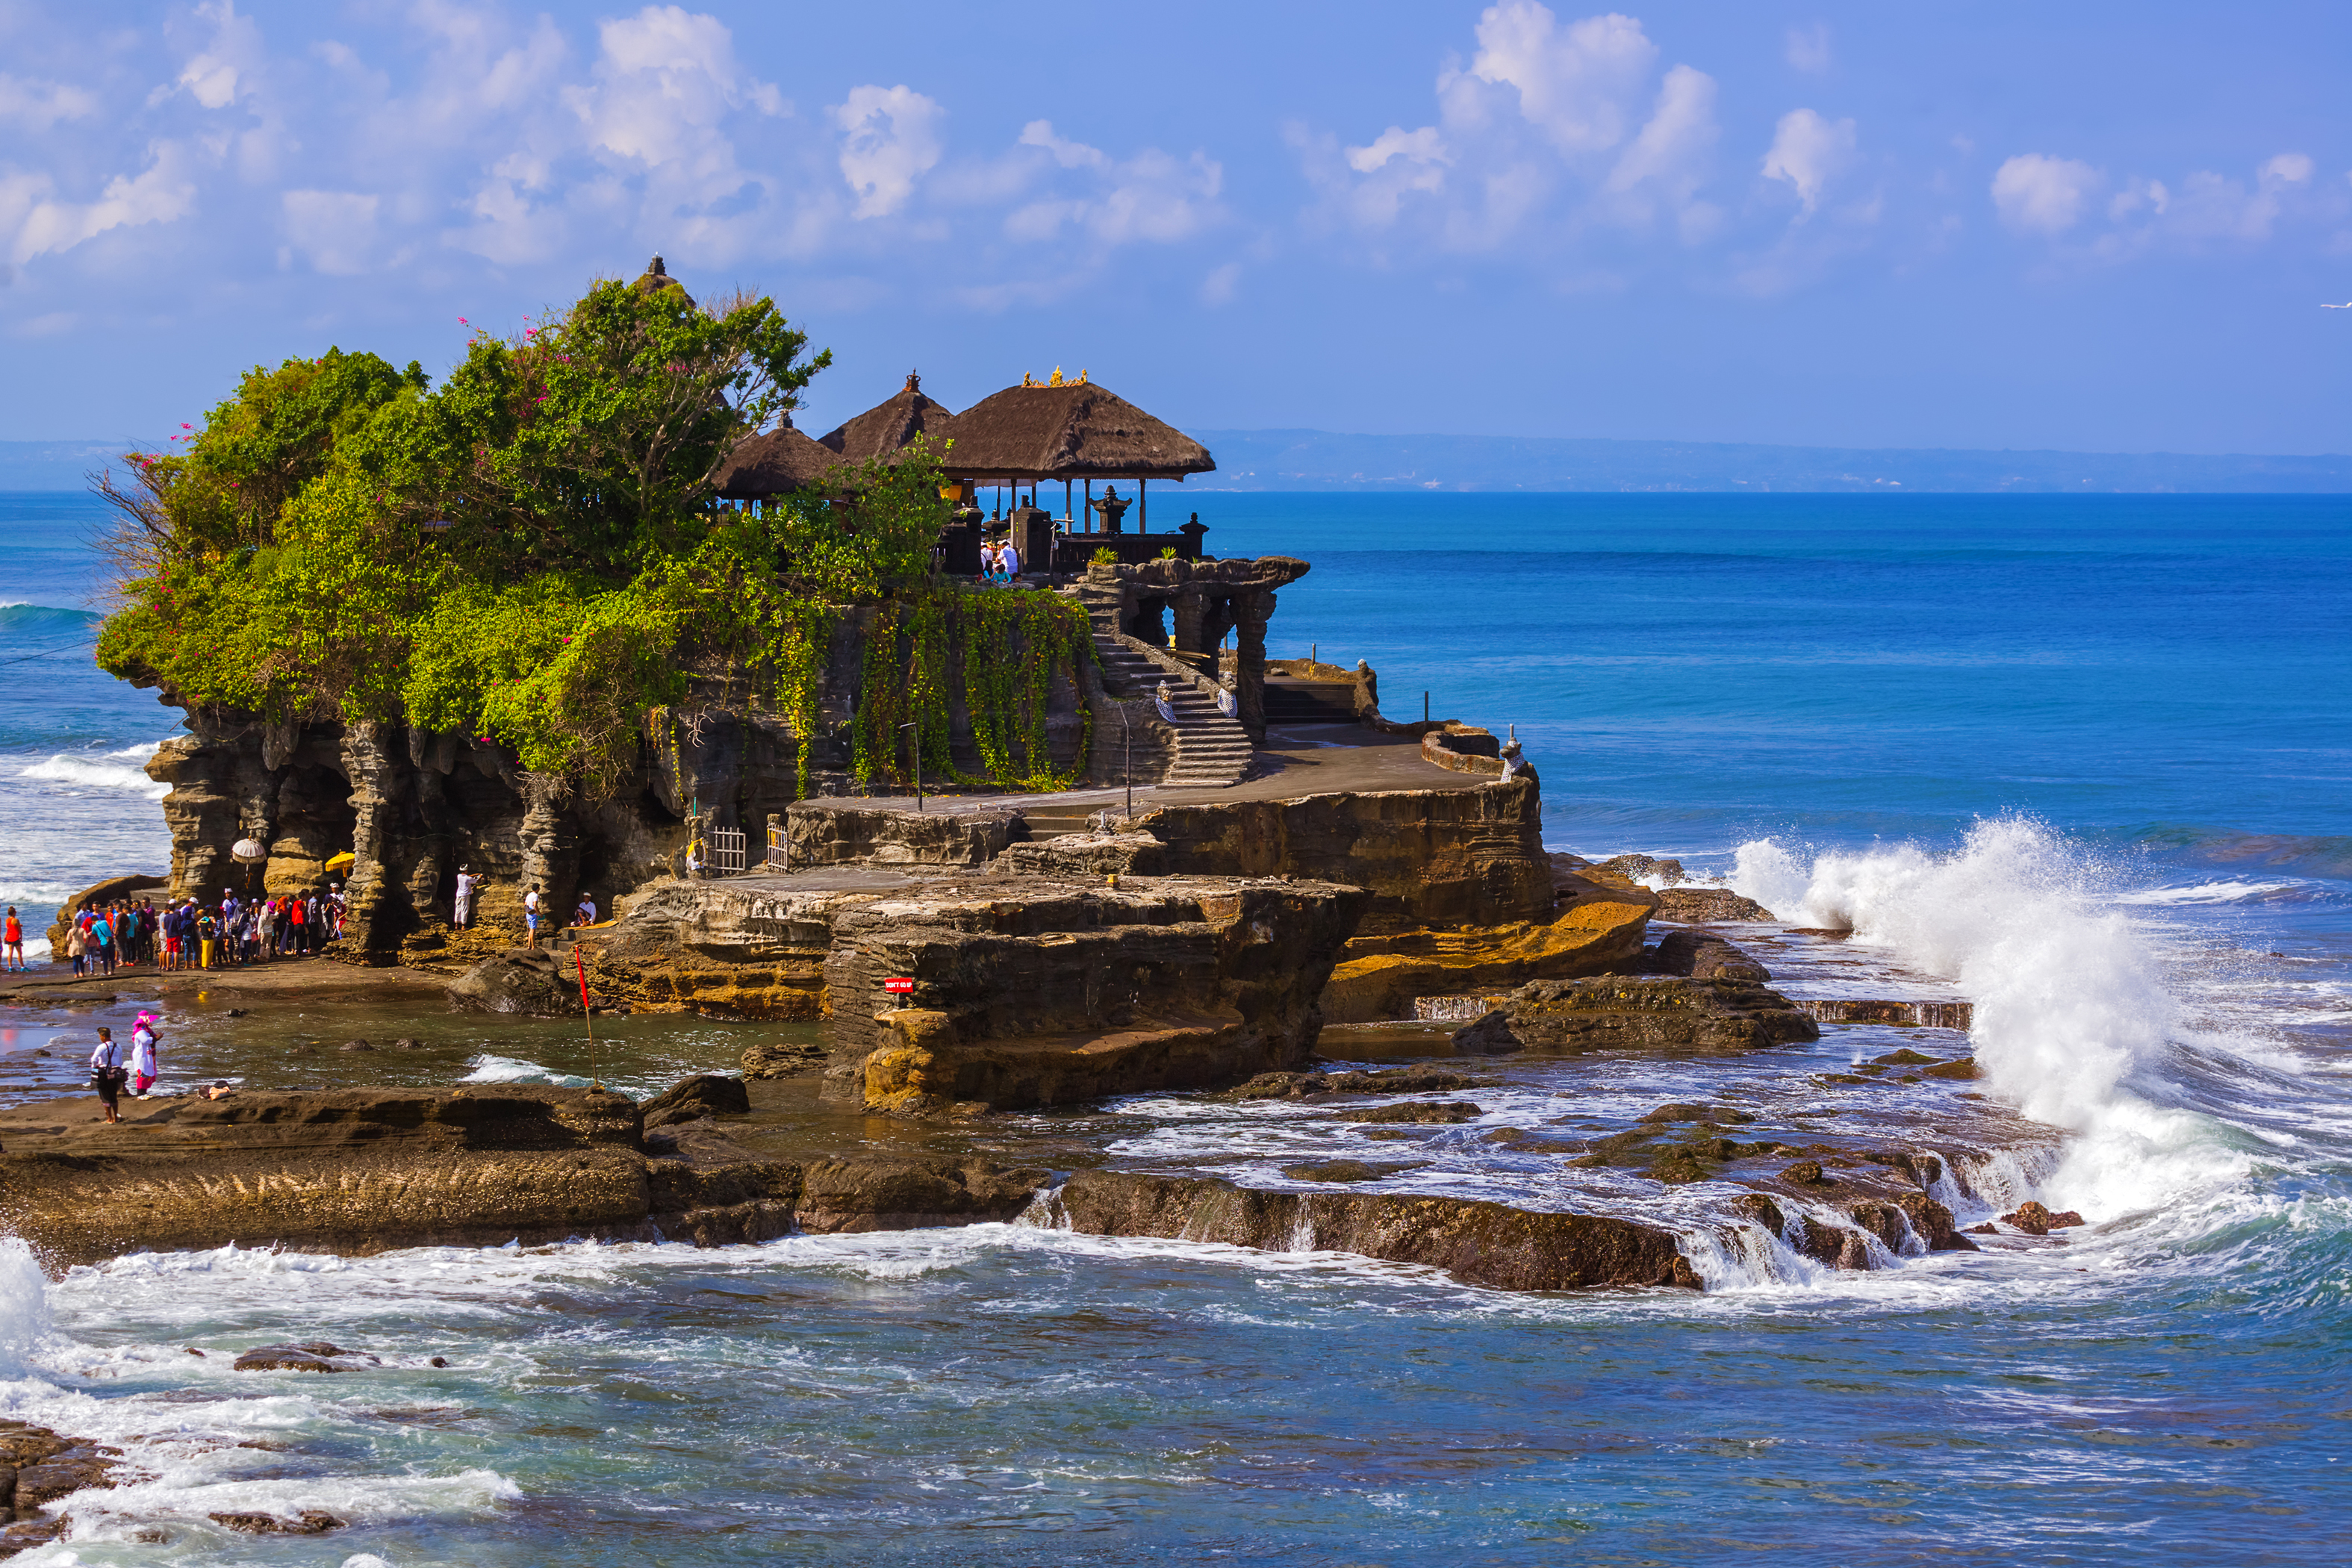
[
  {"left": 257, "top": 897, "right": 280, "bottom": 962},
  {"left": 979, "top": 538, "right": 1003, "bottom": 582},
  {"left": 161, "top": 903, "right": 181, "bottom": 971},
  {"left": 1000, "top": 536, "right": 1022, "bottom": 582},
  {"left": 87, "top": 1027, "right": 126, "bottom": 1124},
  {"left": 523, "top": 886, "right": 541, "bottom": 950},
  {"left": 454, "top": 865, "right": 479, "bottom": 929},
  {"left": 64, "top": 917, "right": 85, "bottom": 977},
  {"left": 90, "top": 907, "right": 115, "bottom": 975},
  {"left": 129, "top": 1012, "right": 161, "bottom": 1097},
  {"left": 286, "top": 892, "right": 306, "bottom": 955},
  {"left": 196, "top": 904, "right": 217, "bottom": 969},
  {"left": 2, "top": 906, "right": 21, "bottom": 971}
]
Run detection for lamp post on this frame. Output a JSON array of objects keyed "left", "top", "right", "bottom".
[
  {"left": 899, "top": 721, "right": 924, "bottom": 811},
  {"left": 1119, "top": 706, "right": 1132, "bottom": 821}
]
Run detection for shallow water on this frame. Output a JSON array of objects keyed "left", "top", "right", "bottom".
[{"left": 1, "top": 491, "right": 2348, "bottom": 1563}]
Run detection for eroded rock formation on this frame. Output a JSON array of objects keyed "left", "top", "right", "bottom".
[{"left": 1452, "top": 976, "right": 1821, "bottom": 1055}]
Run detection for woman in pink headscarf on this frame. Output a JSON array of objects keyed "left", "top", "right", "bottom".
[{"left": 129, "top": 1012, "right": 161, "bottom": 1097}]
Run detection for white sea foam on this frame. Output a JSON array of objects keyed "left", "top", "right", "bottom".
[
  {"left": 1727, "top": 821, "right": 2259, "bottom": 1225},
  {"left": 459, "top": 1054, "right": 590, "bottom": 1087},
  {"left": 2115, "top": 879, "right": 2306, "bottom": 906},
  {"left": 0, "top": 1240, "right": 54, "bottom": 1377},
  {"left": 17, "top": 740, "right": 169, "bottom": 800}
]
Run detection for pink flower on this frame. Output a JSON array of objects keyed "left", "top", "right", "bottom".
[
  {"left": 180, "top": 423, "right": 193, "bottom": 429},
  {"left": 458, "top": 318, "right": 469, "bottom": 326}
]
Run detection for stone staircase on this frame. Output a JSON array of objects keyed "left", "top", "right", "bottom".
[{"left": 1074, "top": 582, "right": 1256, "bottom": 788}]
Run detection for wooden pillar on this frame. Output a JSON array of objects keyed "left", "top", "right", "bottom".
[{"left": 1140, "top": 477, "right": 1148, "bottom": 532}]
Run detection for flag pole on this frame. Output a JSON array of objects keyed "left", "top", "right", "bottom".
[{"left": 575, "top": 946, "right": 603, "bottom": 1092}]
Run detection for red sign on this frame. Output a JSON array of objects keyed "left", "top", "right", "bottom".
[{"left": 883, "top": 977, "right": 916, "bottom": 995}]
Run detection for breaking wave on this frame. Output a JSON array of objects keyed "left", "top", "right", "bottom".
[
  {"left": 1726, "top": 818, "right": 2269, "bottom": 1225},
  {"left": 18, "top": 740, "right": 169, "bottom": 800}
]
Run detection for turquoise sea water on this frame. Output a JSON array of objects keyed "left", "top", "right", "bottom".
[{"left": 1, "top": 489, "right": 2348, "bottom": 1564}]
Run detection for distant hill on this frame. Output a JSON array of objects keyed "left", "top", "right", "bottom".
[
  {"left": 0, "top": 440, "right": 162, "bottom": 492},
  {"left": 1186, "top": 430, "right": 2352, "bottom": 494},
  {"left": 7, "top": 432, "right": 2347, "bottom": 494}
]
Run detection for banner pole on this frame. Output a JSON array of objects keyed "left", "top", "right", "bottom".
[{"left": 575, "top": 947, "right": 603, "bottom": 1092}]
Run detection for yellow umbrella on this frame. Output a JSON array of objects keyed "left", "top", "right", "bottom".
[{"left": 323, "top": 852, "right": 356, "bottom": 873}]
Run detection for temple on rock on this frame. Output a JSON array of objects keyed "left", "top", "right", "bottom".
[{"left": 130, "top": 258, "right": 1567, "bottom": 1052}]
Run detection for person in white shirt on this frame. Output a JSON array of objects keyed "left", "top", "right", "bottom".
[
  {"left": 999, "top": 539, "right": 1021, "bottom": 581},
  {"left": 454, "top": 866, "right": 480, "bottom": 928},
  {"left": 573, "top": 895, "right": 597, "bottom": 927},
  {"left": 89, "top": 1027, "right": 126, "bottom": 1124},
  {"left": 523, "top": 886, "right": 541, "bottom": 950}
]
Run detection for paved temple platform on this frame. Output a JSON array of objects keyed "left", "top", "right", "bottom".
[{"left": 811, "top": 721, "right": 1490, "bottom": 821}]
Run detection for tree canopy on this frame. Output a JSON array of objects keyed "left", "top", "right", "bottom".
[{"left": 91, "top": 270, "right": 1078, "bottom": 797}]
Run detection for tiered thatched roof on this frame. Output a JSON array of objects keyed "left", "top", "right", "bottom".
[
  {"left": 818, "top": 370, "right": 959, "bottom": 465},
  {"left": 712, "top": 415, "right": 841, "bottom": 499},
  {"left": 947, "top": 380, "right": 1214, "bottom": 481},
  {"left": 711, "top": 369, "right": 1217, "bottom": 498}
]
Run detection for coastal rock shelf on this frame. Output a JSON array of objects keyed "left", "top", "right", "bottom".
[{"left": 1452, "top": 976, "right": 1823, "bottom": 1055}]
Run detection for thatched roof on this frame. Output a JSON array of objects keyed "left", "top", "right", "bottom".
[
  {"left": 712, "top": 415, "right": 841, "bottom": 498},
  {"left": 630, "top": 255, "right": 695, "bottom": 309},
  {"left": 818, "top": 370, "right": 959, "bottom": 465},
  {"left": 946, "top": 379, "right": 1215, "bottom": 481}
]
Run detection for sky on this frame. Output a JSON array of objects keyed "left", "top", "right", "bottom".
[{"left": 1, "top": 0, "right": 2347, "bottom": 454}]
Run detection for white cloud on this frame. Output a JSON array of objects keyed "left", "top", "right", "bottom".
[
  {"left": 1785, "top": 24, "right": 1832, "bottom": 74},
  {"left": 175, "top": 0, "right": 264, "bottom": 110},
  {"left": 1348, "top": 125, "right": 1448, "bottom": 176},
  {"left": 995, "top": 123, "right": 1225, "bottom": 249},
  {"left": 2261, "top": 152, "right": 2314, "bottom": 187},
  {"left": 1762, "top": 108, "right": 1857, "bottom": 215},
  {"left": 1018, "top": 120, "right": 1108, "bottom": 171},
  {"left": 1201, "top": 261, "right": 1241, "bottom": 305},
  {"left": 833, "top": 84, "right": 943, "bottom": 219},
  {"left": 0, "top": 75, "right": 101, "bottom": 131},
  {"left": 281, "top": 190, "right": 380, "bottom": 275},
  {"left": 1456, "top": 2, "right": 1657, "bottom": 155},
  {"left": 1991, "top": 152, "right": 2101, "bottom": 234},
  {"left": 1601, "top": 64, "right": 1719, "bottom": 230},
  {"left": 4, "top": 143, "right": 201, "bottom": 266},
  {"left": 1305, "top": 4, "right": 1723, "bottom": 252}
]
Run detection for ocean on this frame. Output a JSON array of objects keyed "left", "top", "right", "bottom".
[{"left": 1, "top": 488, "right": 2348, "bottom": 1564}]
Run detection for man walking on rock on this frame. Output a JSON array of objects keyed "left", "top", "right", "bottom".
[{"left": 88, "top": 1027, "right": 126, "bottom": 1124}]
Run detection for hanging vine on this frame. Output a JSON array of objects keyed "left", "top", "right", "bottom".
[{"left": 850, "top": 585, "right": 1094, "bottom": 793}]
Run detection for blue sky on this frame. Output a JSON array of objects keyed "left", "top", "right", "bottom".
[{"left": 1, "top": 1, "right": 2346, "bottom": 452}]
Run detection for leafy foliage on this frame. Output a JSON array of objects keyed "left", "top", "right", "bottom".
[{"left": 95, "top": 275, "right": 1092, "bottom": 798}]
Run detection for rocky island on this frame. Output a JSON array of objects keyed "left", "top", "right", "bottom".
[{"left": 6, "top": 260, "right": 2042, "bottom": 1303}]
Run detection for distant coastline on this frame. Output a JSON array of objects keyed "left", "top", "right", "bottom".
[
  {"left": 4, "top": 432, "right": 2349, "bottom": 495},
  {"left": 1186, "top": 429, "right": 2352, "bottom": 494}
]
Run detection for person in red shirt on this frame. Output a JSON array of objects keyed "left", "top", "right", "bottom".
[{"left": 2, "top": 906, "right": 22, "bottom": 971}]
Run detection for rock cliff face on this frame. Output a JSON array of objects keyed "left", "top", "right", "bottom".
[
  {"left": 130, "top": 605, "right": 1088, "bottom": 955},
  {"left": 0, "top": 1086, "right": 1048, "bottom": 1268},
  {"left": 574, "top": 865, "right": 1369, "bottom": 1112},
  {"left": 1452, "top": 976, "right": 1822, "bottom": 1055},
  {"left": 822, "top": 875, "right": 1369, "bottom": 1115},
  {"left": 1043, "top": 1169, "right": 1701, "bottom": 1290}
]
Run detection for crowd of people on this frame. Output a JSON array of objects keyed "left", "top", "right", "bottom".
[{"left": 49, "top": 886, "right": 347, "bottom": 977}]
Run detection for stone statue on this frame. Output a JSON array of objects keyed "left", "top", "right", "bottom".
[{"left": 1092, "top": 485, "right": 1133, "bottom": 535}]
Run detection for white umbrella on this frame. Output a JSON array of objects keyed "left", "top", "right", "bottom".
[{"left": 231, "top": 838, "right": 267, "bottom": 862}]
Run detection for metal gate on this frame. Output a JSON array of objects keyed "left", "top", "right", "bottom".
[
  {"left": 766, "top": 821, "right": 789, "bottom": 870},
  {"left": 707, "top": 827, "right": 747, "bottom": 875}
]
